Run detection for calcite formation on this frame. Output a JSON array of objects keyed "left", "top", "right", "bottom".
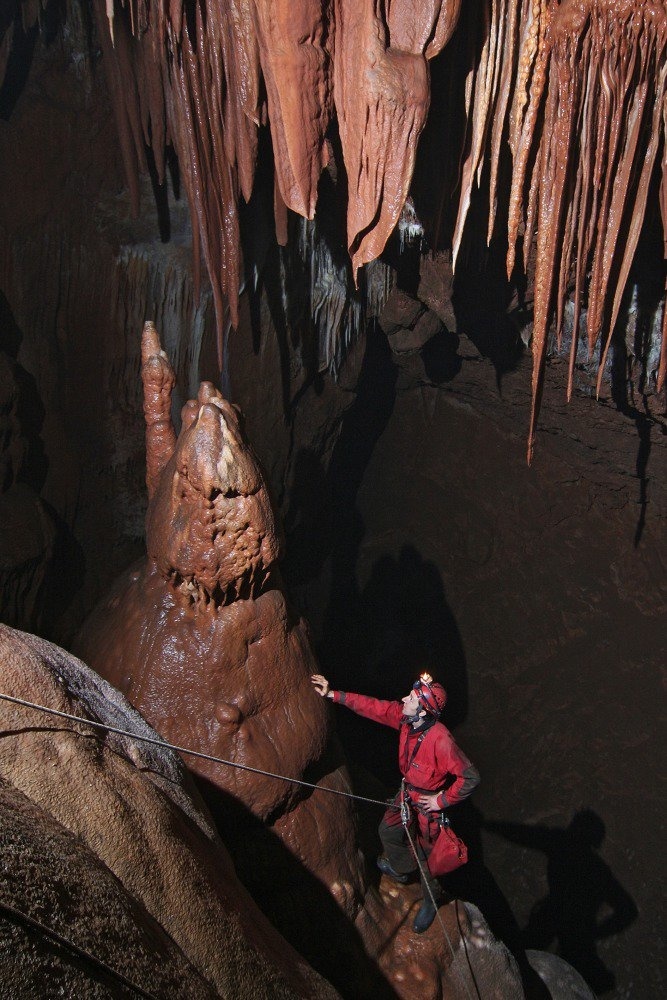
[
  {"left": 455, "top": 0, "right": 667, "bottom": 458},
  {"left": 0, "top": 623, "right": 338, "bottom": 999},
  {"left": 76, "top": 322, "right": 369, "bottom": 982},
  {"left": 75, "top": 322, "right": 526, "bottom": 998},
  {"left": 81, "top": 0, "right": 463, "bottom": 349},
  {"left": 3, "top": 1, "right": 665, "bottom": 452}
]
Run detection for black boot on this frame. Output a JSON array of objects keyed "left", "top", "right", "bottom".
[
  {"left": 413, "top": 893, "right": 441, "bottom": 933},
  {"left": 376, "top": 855, "right": 411, "bottom": 884}
]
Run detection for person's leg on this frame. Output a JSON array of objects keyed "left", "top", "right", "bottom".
[
  {"left": 378, "top": 806, "right": 418, "bottom": 878},
  {"left": 417, "top": 840, "right": 443, "bottom": 903},
  {"left": 412, "top": 818, "right": 443, "bottom": 933}
]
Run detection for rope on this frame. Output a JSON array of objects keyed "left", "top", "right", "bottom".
[
  {"left": 0, "top": 691, "right": 399, "bottom": 811},
  {"left": 0, "top": 690, "right": 482, "bottom": 995},
  {"left": 0, "top": 899, "right": 160, "bottom": 999},
  {"left": 401, "top": 801, "right": 482, "bottom": 1000}
]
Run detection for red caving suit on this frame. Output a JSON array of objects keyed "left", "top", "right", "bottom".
[{"left": 331, "top": 691, "right": 479, "bottom": 881}]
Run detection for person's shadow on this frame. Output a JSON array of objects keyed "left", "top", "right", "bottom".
[{"left": 484, "top": 809, "right": 638, "bottom": 995}]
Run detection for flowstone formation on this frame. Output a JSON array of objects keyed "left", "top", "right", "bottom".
[
  {"left": 76, "top": 322, "right": 526, "bottom": 999},
  {"left": 0, "top": 623, "right": 337, "bottom": 999}
]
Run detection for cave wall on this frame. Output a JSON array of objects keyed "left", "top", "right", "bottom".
[{"left": 0, "top": 30, "right": 217, "bottom": 637}]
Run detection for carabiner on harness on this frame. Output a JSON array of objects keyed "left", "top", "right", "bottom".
[{"left": 400, "top": 779, "right": 412, "bottom": 826}]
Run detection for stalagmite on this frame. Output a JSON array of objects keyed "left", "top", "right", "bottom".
[{"left": 141, "top": 321, "right": 177, "bottom": 502}]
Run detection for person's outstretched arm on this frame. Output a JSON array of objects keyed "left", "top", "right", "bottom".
[{"left": 311, "top": 674, "right": 403, "bottom": 729}]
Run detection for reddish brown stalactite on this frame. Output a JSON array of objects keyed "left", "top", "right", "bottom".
[
  {"left": 88, "top": 1, "right": 463, "bottom": 349},
  {"left": 254, "top": 1, "right": 332, "bottom": 220},
  {"left": 528, "top": 1, "right": 667, "bottom": 459},
  {"left": 457, "top": 0, "right": 667, "bottom": 460},
  {"left": 334, "top": 1, "right": 461, "bottom": 282}
]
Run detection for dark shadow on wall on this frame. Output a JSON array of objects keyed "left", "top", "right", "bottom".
[
  {"left": 283, "top": 320, "right": 398, "bottom": 659},
  {"left": 358, "top": 546, "right": 468, "bottom": 729},
  {"left": 0, "top": 293, "right": 84, "bottom": 640},
  {"left": 196, "top": 775, "right": 398, "bottom": 1000},
  {"left": 315, "top": 546, "right": 468, "bottom": 794},
  {"left": 484, "top": 809, "right": 638, "bottom": 996},
  {"left": 0, "top": 14, "right": 38, "bottom": 120}
]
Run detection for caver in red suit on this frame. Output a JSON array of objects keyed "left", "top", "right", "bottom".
[{"left": 313, "top": 672, "right": 479, "bottom": 933}]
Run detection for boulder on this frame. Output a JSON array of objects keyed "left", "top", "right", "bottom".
[{"left": 0, "top": 623, "right": 338, "bottom": 999}]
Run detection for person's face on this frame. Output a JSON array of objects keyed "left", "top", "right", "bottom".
[{"left": 402, "top": 689, "right": 422, "bottom": 718}]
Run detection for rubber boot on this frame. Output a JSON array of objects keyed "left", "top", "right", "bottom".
[
  {"left": 376, "top": 855, "right": 411, "bottom": 884},
  {"left": 413, "top": 892, "right": 441, "bottom": 933}
]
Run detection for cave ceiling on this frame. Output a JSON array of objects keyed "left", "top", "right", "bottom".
[{"left": 1, "top": 0, "right": 666, "bottom": 457}]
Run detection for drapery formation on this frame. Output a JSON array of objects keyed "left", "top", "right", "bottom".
[
  {"left": 3, "top": 1, "right": 666, "bottom": 453},
  {"left": 90, "top": 0, "right": 460, "bottom": 356}
]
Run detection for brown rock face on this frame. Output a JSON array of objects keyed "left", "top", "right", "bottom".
[{"left": 0, "top": 623, "right": 339, "bottom": 999}]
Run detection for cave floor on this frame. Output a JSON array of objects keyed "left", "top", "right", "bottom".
[{"left": 286, "top": 334, "right": 666, "bottom": 1000}]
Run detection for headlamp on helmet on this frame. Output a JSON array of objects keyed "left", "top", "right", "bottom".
[{"left": 413, "top": 672, "right": 447, "bottom": 717}]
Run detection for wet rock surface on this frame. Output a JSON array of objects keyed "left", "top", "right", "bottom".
[{"left": 0, "top": 623, "right": 337, "bottom": 999}]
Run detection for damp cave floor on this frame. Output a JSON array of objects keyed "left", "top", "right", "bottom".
[{"left": 286, "top": 338, "right": 667, "bottom": 1000}]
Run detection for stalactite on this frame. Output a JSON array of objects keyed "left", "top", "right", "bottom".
[
  {"left": 456, "top": 0, "right": 667, "bottom": 460},
  {"left": 294, "top": 218, "right": 393, "bottom": 374},
  {"left": 85, "top": 1, "right": 462, "bottom": 367},
  {"left": 527, "top": 1, "right": 667, "bottom": 461},
  {"left": 334, "top": 1, "right": 461, "bottom": 283},
  {"left": 253, "top": 1, "right": 332, "bottom": 220}
]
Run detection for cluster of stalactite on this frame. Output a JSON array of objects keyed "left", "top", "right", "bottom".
[
  {"left": 3, "top": 1, "right": 666, "bottom": 454},
  {"left": 94, "top": 0, "right": 667, "bottom": 457},
  {"left": 89, "top": 0, "right": 461, "bottom": 363},
  {"left": 456, "top": 0, "right": 667, "bottom": 459}
]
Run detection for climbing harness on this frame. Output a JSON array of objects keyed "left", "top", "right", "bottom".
[{"left": 399, "top": 780, "right": 412, "bottom": 825}]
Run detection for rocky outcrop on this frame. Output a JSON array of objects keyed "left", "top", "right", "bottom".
[{"left": 0, "top": 622, "right": 339, "bottom": 999}]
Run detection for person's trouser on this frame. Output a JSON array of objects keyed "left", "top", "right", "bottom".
[{"left": 378, "top": 802, "right": 441, "bottom": 901}]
